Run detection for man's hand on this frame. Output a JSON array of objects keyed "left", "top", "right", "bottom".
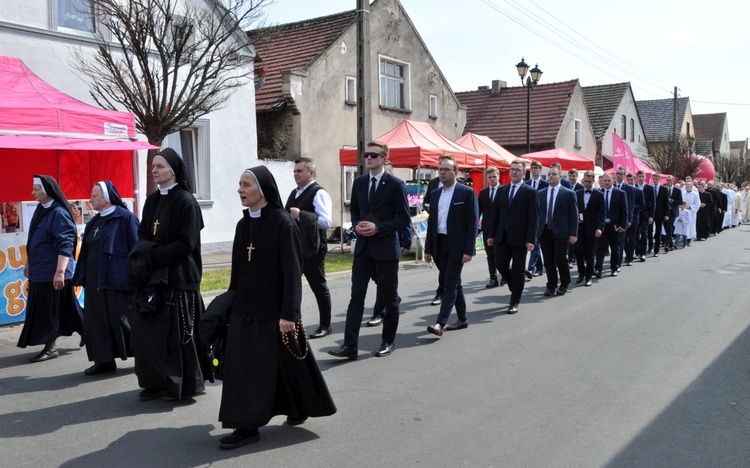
[
  {"left": 279, "top": 318, "right": 295, "bottom": 334},
  {"left": 569, "top": 236, "right": 577, "bottom": 245},
  {"left": 526, "top": 243, "right": 535, "bottom": 251},
  {"left": 595, "top": 229, "right": 602, "bottom": 237},
  {"left": 462, "top": 254, "right": 472, "bottom": 264},
  {"left": 289, "top": 207, "right": 300, "bottom": 220},
  {"left": 425, "top": 254, "right": 433, "bottom": 263},
  {"left": 355, "top": 221, "right": 377, "bottom": 237}
]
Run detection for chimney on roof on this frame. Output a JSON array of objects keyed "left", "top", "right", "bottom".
[
  {"left": 478, "top": 86, "right": 489, "bottom": 90},
  {"left": 491, "top": 80, "right": 507, "bottom": 94}
]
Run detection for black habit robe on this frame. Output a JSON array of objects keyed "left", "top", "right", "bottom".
[
  {"left": 129, "top": 182, "right": 209, "bottom": 399},
  {"left": 219, "top": 169, "right": 335, "bottom": 430}
]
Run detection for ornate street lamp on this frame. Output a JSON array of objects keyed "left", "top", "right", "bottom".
[{"left": 516, "top": 58, "right": 543, "bottom": 154}]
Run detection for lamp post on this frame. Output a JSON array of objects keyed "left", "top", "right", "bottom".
[{"left": 516, "top": 58, "right": 543, "bottom": 154}]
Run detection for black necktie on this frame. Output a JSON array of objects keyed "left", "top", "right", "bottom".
[
  {"left": 369, "top": 177, "right": 377, "bottom": 202},
  {"left": 490, "top": 187, "right": 495, "bottom": 202},
  {"left": 546, "top": 187, "right": 555, "bottom": 229},
  {"left": 605, "top": 189, "right": 610, "bottom": 216},
  {"left": 509, "top": 185, "right": 516, "bottom": 204}
]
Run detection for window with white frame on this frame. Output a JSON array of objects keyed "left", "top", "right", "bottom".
[
  {"left": 343, "top": 166, "right": 358, "bottom": 204},
  {"left": 163, "top": 119, "right": 211, "bottom": 201},
  {"left": 345, "top": 76, "right": 356, "bottom": 105},
  {"left": 56, "top": 0, "right": 95, "bottom": 33},
  {"left": 574, "top": 119, "right": 582, "bottom": 148},
  {"left": 429, "top": 94, "right": 438, "bottom": 119},
  {"left": 379, "top": 56, "right": 410, "bottom": 110},
  {"left": 630, "top": 118, "right": 635, "bottom": 142}
]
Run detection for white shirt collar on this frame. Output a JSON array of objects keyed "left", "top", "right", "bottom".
[
  {"left": 158, "top": 182, "right": 179, "bottom": 195},
  {"left": 42, "top": 199, "right": 54, "bottom": 209},
  {"left": 100, "top": 206, "right": 117, "bottom": 217}
]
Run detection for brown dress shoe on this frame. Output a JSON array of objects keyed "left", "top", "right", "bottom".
[
  {"left": 445, "top": 319, "right": 468, "bottom": 331},
  {"left": 427, "top": 323, "right": 443, "bottom": 336}
]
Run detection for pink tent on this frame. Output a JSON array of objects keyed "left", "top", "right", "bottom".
[
  {"left": 339, "top": 119, "right": 486, "bottom": 171},
  {"left": 454, "top": 133, "right": 525, "bottom": 170},
  {"left": 521, "top": 148, "right": 595, "bottom": 171},
  {"left": 0, "top": 56, "right": 157, "bottom": 201}
]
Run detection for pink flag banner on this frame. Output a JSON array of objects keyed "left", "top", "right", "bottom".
[{"left": 611, "top": 132, "right": 635, "bottom": 172}]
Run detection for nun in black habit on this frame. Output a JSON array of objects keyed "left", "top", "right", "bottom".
[
  {"left": 215, "top": 165, "right": 336, "bottom": 450},
  {"left": 130, "top": 148, "right": 209, "bottom": 401},
  {"left": 73, "top": 181, "right": 138, "bottom": 375},
  {"left": 18, "top": 175, "right": 84, "bottom": 362}
]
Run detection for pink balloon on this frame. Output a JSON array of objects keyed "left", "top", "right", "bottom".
[{"left": 693, "top": 156, "right": 715, "bottom": 183}]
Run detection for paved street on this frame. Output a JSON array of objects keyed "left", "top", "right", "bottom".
[{"left": 2, "top": 226, "right": 750, "bottom": 467}]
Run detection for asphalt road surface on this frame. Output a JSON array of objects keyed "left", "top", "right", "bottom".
[{"left": 1, "top": 225, "right": 749, "bottom": 467}]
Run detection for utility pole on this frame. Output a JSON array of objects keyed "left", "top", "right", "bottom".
[
  {"left": 356, "top": 0, "right": 371, "bottom": 176},
  {"left": 672, "top": 86, "right": 678, "bottom": 156}
]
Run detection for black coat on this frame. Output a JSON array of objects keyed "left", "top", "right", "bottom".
[{"left": 489, "top": 183, "right": 539, "bottom": 247}]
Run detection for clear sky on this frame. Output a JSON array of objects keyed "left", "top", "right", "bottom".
[{"left": 260, "top": 0, "right": 750, "bottom": 144}]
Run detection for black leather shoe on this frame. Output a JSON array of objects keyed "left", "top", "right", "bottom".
[
  {"left": 638, "top": 257, "right": 646, "bottom": 263},
  {"left": 430, "top": 294, "right": 441, "bottom": 306},
  {"left": 543, "top": 288, "right": 555, "bottom": 296},
  {"left": 328, "top": 345, "right": 358, "bottom": 360},
  {"left": 84, "top": 362, "right": 116, "bottom": 376},
  {"left": 507, "top": 303, "right": 519, "bottom": 314},
  {"left": 524, "top": 270, "right": 533, "bottom": 280},
  {"left": 374, "top": 342, "right": 395, "bottom": 357},
  {"left": 595, "top": 270, "right": 602, "bottom": 279},
  {"left": 499, "top": 277, "right": 507, "bottom": 286},
  {"left": 653, "top": 252, "right": 659, "bottom": 257},
  {"left": 533, "top": 270, "right": 543, "bottom": 277},
  {"left": 286, "top": 416, "right": 308, "bottom": 427},
  {"left": 30, "top": 349, "right": 59, "bottom": 363},
  {"left": 138, "top": 388, "right": 168, "bottom": 401},
  {"left": 625, "top": 261, "right": 632, "bottom": 266},
  {"left": 427, "top": 323, "right": 444, "bottom": 336},
  {"left": 576, "top": 275, "right": 585, "bottom": 284},
  {"left": 556, "top": 286, "right": 567, "bottom": 296},
  {"left": 486, "top": 278, "right": 499, "bottom": 288},
  {"left": 366, "top": 315, "right": 383, "bottom": 327},
  {"left": 585, "top": 279, "right": 593, "bottom": 287},
  {"left": 611, "top": 270, "right": 618, "bottom": 277},
  {"left": 219, "top": 429, "right": 260, "bottom": 449},
  {"left": 309, "top": 326, "right": 332, "bottom": 338}
]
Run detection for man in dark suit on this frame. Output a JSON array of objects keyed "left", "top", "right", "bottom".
[
  {"left": 487, "top": 160, "right": 539, "bottom": 314},
  {"left": 550, "top": 162, "right": 572, "bottom": 189},
  {"left": 623, "top": 172, "right": 644, "bottom": 265},
  {"left": 594, "top": 173, "right": 628, "bottom": 277},
  {"left": 329, "top": 141, "right": 410, "bottom": 359},
  {"left": 651, "top": 173, "right": 670, "bottom": 257},
  {"left": 536, "top": 167, "right": 578, "bottom": 296},
  {"left": 424, "top": 155, "right": 479, "bottom": 337},
  {"left": 613, "top": 166, "right": 634, "bottom": 270},
  {"left": 525, "top": 161, "right": 548, "bottom": 276},
  {"left": 568, "top": 168, "right": 584, "bottom": 192},
  {"left": 285, "top": 157, "right": 333, "bottom": 339},
  {"left": 635, "top": 170, "right": 655, "bottom": 261},
  {"left": 574, "top": 171, "right": 605, "bottom": 286},
  {"left": 663, "top": 175, "right": 683, "bottom": 252},
  {"left": 478, "top": 167, "right": 501, "bottom": 287}
]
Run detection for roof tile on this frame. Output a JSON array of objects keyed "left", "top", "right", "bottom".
[
  {"left": 635, "top": 97, "right": 689, "bottom": 142},
  {"left": 581, "top": 83, "right": 630, "bottom": 140}
]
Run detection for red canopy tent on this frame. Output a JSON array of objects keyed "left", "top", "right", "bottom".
[
  {"left": 338, "top": 119, "right": 486, "bottom": 171},
  {"left": 455, "top": 133, "right": 533, "bottom": 185},
  {"left": 0, "top": 56, "right": 157, "bottom": 202},
  {"left": 521, "top": 148, "right": 595, "bottom": 172}
]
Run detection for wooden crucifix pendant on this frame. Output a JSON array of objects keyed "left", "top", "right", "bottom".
[
  {"left": 153, "top": 219, "right": 160, "bottom": 236},
  {"left": 247, "top": 243, "right": 255, "bottom": 262}
]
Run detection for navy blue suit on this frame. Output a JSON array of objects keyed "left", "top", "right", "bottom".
[
  {"left": 652, "top": 184, "right": 670, "bottom": 254},
  {"left": 664, "top": 186, "right": 683, "bottom": 249},
  {"left": 478, "top": 185, "right": 500, "bottom": 281},
  {"left": 489, "top": 182, "right": 539, "bottom": 305},
  {"left": 425, "top": 183, "right": 478, "bottom": 325},
  {"left": 612, "top": 182, "right": 634, "bottom": 268},
  {"left": 345, "top": 171, "right": 410, "bottom": 348},
  {"left": 575, "top": 189, "right": 605, "bottom": 280},
  {"left": 525, "top": 178, "right": 548, "bottom": 273},
  {"left": 595, "top": 187, "right": 628, "bottom": 274},
  {"left": 624, "top": 185, "right": 645, "bottom": 261},
  {"left": 637, "top": 183, "right": 655, "bottom": 256},
  {"left": 537, "top": 185, "right": 578, "bottom": 289}
]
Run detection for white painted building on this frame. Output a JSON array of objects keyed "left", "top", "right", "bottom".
[{"left": 0, "top": 0, "right": 285, "bottom": 250}]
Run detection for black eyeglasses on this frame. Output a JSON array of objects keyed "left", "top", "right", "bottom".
[{"left": 364, "top": 152, "right": 383, "bottom": 159}]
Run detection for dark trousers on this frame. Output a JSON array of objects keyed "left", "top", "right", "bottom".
[
  {"left": 539, "top": 227, "right": 571, "bottom": 289},
  {"left": 574, "top": 228, "right": 597, "bottom": 280},
  {"left": 527, "top": 241, "right": 542, "bottom": 273},
  {"left": 434, "top": 235, "right": 466, "bottom": 325},
  {"left": 434, "top": 252, "right": 446, "bottom": 296},
  {"left": 344, "top": 244, "right": 399, "bottom": 347},
  {"left": 496, "top": 235, "right": 529, "bottom": 304},
  {"left": 624, "top": 215, "right": 639, "bottom": 261},
  {"left": 595, "top": 223, "right": 620, "bottom": 273},
  {"left": 483, "top": 237, "right": 497, "bottom": 281},
  {"left": 636, "top": 214, "right": 649, "bottom": 256},
  {"left": 652, "top": 217, "right": 665, "bottom": 254},
  {"left": 303, "top": 248, "right": 332, "bottom": 327},
  {"left": 664, "top": 212, "right": 677, "bottom": 248}
]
